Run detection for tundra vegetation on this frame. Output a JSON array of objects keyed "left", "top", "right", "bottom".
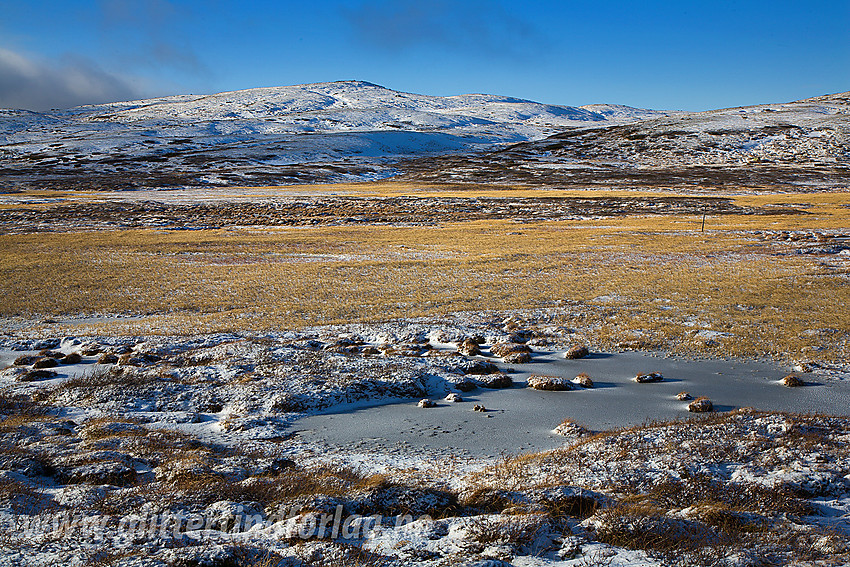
[
  {"left": 1, "top": 185, "right": 848, "bottom": 364},
  {"left": 0, "top": 181, "right": 848, "bottom": 566}
]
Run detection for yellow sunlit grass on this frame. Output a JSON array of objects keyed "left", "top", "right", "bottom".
[{"left": 2, "top": 192, "right": 847, "bottom": 362}]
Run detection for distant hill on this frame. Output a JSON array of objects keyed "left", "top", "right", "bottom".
[
  {"left": 579, "top": 103, "right": 671, "bottom": 121},
  {"left": 8, "top": 82, "right": 845, "bottom": 191},
  {"left": 405, "top": 91, "right": 850, "bottom": 190},
  {"left": 0, "top": 80, "right": 662, "bottom": 189}
]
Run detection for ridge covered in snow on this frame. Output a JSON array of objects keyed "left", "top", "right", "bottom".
[
  {"left": 578, "top": 103, "right": 670, "bottom": 121},
  {"left": 408, "top": 91, "right": 850, "bottom": 189},
  {"left": 4, "top": 82, "right": 847, "bottom": 191},
  {"left": 528, "top": 91, "right": 850, "bottom": 167},
  {"left": 0, "top": 81, "right": 661, "bottom": 189},
  {"left": 0, "top": 80, "right": 626, "bottom": 151},
  {"left": 70, "top": 80, "right": 608, "bottom": 134}
]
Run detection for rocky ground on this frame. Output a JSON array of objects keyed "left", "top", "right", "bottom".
[{"left": 0, "top": 194, "right": 796, "bottom": 234}]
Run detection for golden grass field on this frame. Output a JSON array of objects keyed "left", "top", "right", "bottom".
[{"left": 1, "top": 183, "right": 848, "bottom": 362}]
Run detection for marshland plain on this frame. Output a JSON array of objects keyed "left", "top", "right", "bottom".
[
  {"left": 2, "top": 182, "right": 848, "bottom": 360},
  {"left": 1, "top": 178, "right": 850, "bottom": 566}
]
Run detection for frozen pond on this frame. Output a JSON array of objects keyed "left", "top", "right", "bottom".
[{"left": 294, "top": 350, "right": 850, "bottom": 459}]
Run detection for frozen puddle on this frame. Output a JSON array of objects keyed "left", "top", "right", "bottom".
[{"left": 294, "top": 351, "right": 850, "bottom": 459}]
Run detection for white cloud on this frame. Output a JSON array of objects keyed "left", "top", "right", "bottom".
[{"left": 0, "top": 47, "right": 144, "bottom": 111}]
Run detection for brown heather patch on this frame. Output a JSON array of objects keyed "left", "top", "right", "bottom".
[
  {"left": 78, "top": 416, "right": 146, "bottom": 440},
  {"left": 162, "top": 461, "right": 391, "bottom": 508},
  {"left": 39, "top": 366, "right": 161, "bottom": 407}
]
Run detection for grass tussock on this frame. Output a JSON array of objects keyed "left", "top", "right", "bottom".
[
  {"left": 465, "top": 512, "right": 551, "bottom": 549},
  {"left": 162, "top": 462, "right": 389, "bottom": 508},
  {"left": 615, "top": 472, "right": 813, "bottom": 518},
  {"left": 41, "top": 366, "right": 159, "bottom": 403},
  {"left": 591, "top": 497, "right": 842, "bottom": 566},
  {"left": 0, "top": 391, "right": 52, "bottom": 430},
  {"left": 590, "top": 502, "right": 734, "bottom": 567}
]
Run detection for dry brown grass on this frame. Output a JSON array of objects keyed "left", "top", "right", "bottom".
[
  {"left": 0, "top": 389, "right": 53, "bottom": 433},
  {"left": 465, "top": 512, "right": 551, "bottom": 549},
  {"left": 162, "top": 461, "right": 389, "bottom": 508},
  {"left": 0, "top": 189, "right": 847, "bottom": 359}
]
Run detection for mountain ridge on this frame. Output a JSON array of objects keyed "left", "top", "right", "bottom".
[
  {"left": 1, "top": 81, "right": 847, "bottom": 191},
  {"left": 0, "top": 80, "right": 659, "bottom": 189},
  {"left": 403, "top": 90, "right": 850, "bottom": 190}
]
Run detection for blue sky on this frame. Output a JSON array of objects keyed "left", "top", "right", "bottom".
[{"left": 0, "top": 0, "right": 847, "bottom": 111}]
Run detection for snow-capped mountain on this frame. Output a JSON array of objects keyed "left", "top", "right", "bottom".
[
  {"left": 72, "top": 80, "right": 608, "bottom": 136},
  {"left": 7, "top": 81, "right": 843, "bottom": 192},
  {"left": 0, "top": 81, "right": 660, "bottom": 189}
]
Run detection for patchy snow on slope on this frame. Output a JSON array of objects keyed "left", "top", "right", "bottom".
[
  {"left": 489, "top": 91, "right": 850, "bottom": 175},
  {"left": 579, "top": 103, "right": 671, "bottom": 121},
  {"left": 0, "top": 81, "right": 667, "bottom": 188},
  {"left": 1, "top": 80, "right": 617, "bottom": 154}
]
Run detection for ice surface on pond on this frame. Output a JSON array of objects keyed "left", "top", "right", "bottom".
[{"left": 295, "top": 350, "right": 850, "bottom": 459}]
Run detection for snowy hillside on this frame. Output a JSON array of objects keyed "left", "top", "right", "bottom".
[
  {"left": 75, "top": 81, "right": 607, "bottom": 137},
  {"left": 0, "top": 81, "right": 660, "bottom": 189},
  {"left": 579, "top": 103, "right": 671, "bottom": 121},
  {"left": 5, "top": 81, "right": 845, "bottom": 192},
  {"left": 527, "top": 91, "right": 850, "bottom": 167},
  {"left": 408, "top": 91, "right": 850, "bottom": 189}
]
